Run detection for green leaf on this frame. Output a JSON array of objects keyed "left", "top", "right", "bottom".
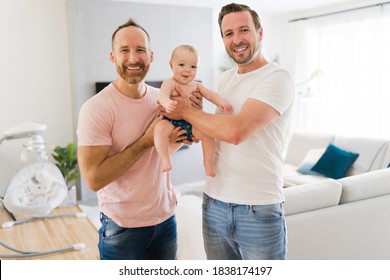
[{"left": 51, "top": 142, "right": 80, "bottom": 186}]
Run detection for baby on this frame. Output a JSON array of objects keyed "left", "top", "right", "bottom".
[{"left": 154, "top": 45, "right": 232, "bottom": 177}]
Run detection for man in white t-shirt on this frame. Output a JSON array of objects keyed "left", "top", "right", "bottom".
[
  {"left": 163, "top": 3, "right": 295, "bottom": 260},
  {"left": 77, "top": 19, "right": 199, "bottom": 260}
]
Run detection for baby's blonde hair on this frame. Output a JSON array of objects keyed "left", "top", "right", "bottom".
[{"left": 171, "top": 45, "right": 198, "bottom": 60}]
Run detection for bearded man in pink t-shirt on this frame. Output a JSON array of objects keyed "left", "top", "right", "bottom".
[{"left": 77, "top": 19, "right": 200, "bottom": 260}]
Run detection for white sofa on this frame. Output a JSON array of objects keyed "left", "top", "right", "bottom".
[
  {"left": 283, "top": 131, "right": 390, "bottom": 185},
  {"left": 175, "top": 131, "right": 390, "bottom": 260}
]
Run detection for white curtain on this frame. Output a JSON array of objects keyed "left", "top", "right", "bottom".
[
  {"left": 290, "top": 4, "right": 390, "bottom": 139},
  {"left": 288, "top": 20, "right": 310, "bottom": 130}
]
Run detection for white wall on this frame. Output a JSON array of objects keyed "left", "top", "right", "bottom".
[{"left": 0, "top": 0, "right": 74, "bottom": 197}]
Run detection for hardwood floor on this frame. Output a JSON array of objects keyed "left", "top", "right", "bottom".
[{"left": 0, "top": 205, "right": 99, "bottom": 260}]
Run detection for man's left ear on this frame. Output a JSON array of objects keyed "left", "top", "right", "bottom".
[{"left": 110, "top": 51, "right": 115, "bottom": 63}]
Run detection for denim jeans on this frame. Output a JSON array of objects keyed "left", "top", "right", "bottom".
[
  {"left": 202, "top": 193, "right": 287, "bottom": 260},
  {"left": 98, "top": 212, "right": 177, "bottom": 260}
]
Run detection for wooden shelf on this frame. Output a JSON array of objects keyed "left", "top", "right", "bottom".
[{"left": 0, "top": 205, "right": 99, "bottom": 260}]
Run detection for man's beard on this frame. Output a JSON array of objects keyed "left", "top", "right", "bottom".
[
  {"left": 117, "top": 63, "right": 150, "bottom": 84},
  {"left": 228, "top": 42, "right": 260, "bottom": 65}
]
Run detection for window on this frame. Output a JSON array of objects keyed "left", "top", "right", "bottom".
[{"left": 290, "top": 4, "right": 390, "bottom": 139}]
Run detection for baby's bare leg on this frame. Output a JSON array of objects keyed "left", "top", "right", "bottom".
[
  {"left": 154, "top": 120, "right": 175, "bottom": 172},
  {"left": 193, "top": 127, "right": 216, "bottom": 177}
]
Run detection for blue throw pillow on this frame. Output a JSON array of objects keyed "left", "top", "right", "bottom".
[
  {"left": 388, "top": 162, "right": 390, "bottom": 168},
  {"left": 311, "top": 143, "right": 359, "bottom": 179}
]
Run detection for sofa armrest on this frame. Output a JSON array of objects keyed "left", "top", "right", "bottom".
[
  {"left": 338, "top": 168, "right": 390, "bottom": 204},
  {"left": 370, "top": 143, "right": 390, "bottom": 170},
  {"left": 283, "top": 179, "right": 342, "bottom": 215}
]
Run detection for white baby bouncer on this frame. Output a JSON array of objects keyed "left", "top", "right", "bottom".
[{"left": 0, "top": 121, "right": 85, "bottom": 258}]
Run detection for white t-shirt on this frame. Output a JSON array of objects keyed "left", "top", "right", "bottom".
[
  {"left": 77, "top": 83, "right": 176, "bottom": 227},
  {"left": 205, "top": 62, "right": 295, "bottom": 205}
]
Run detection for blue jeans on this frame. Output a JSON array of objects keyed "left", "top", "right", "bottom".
[
  {"left": 202, "top": 193, "right": 287, "bottom": 260},
  {"left": 98, "top": 212, "right": 177, "bottom": 260}
]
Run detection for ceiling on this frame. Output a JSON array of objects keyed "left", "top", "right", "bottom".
[{"left": 117, "top": 0, "right": 363, "bottom": 15}]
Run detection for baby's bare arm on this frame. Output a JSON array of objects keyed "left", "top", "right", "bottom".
[
  {"left": 197, "top": 83, "right": 232, "bottom": 112},
  {"left": 159, "top": 79, "right": 177, "bottom": 113}
]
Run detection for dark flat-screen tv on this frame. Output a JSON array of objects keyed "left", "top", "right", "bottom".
[{"left": 95, "top": 81, "right": 163, "bottom": 94}]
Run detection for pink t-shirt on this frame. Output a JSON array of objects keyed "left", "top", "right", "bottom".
[{"left": 77, "top": 83, "right": 176, "bottom": 228}]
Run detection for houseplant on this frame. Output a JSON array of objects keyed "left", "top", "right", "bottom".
[{"left": 52, "top": 142, "right": 80, "bottom": 205}]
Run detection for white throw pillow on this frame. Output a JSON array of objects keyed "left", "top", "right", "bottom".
[{"left": 296, "top": 148, "right": 325, "bottom": 176}]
